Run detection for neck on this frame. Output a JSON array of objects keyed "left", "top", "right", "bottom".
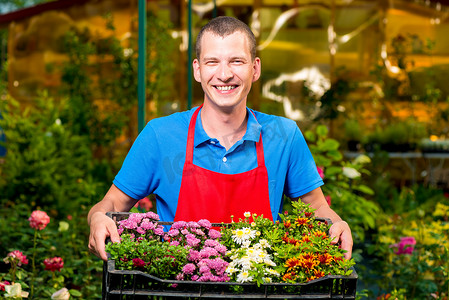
[{"left": 200, "top": 103, "right": 248, "bottom": 150}]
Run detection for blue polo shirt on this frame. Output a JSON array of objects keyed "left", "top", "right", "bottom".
[{"left": 113, "top": 106, "right": 323, "bottom": 222}]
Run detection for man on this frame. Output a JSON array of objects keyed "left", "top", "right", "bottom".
[{"left": 88, "top": 16, "right": 352, "bottom": 261}]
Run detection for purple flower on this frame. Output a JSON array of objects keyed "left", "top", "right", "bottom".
[
  {"left": 204, "top": 239, "right": 220, "bottom": 248},
  {"left": 140, "top": 219, "right": 156, "bottom": 230},
  {"left": 214, "top": 244, "right": 227, "bottom": 255},
  {"left": 186, "top": 235, "right": 201, "bottom": 247},
  {"left": 182, "top": 263, "right": 196, "bottom": 275},
  {"left": 187, "top": 221, "right": 200, "bottom": 229},
  {"left": 136, "top": 227, "right": 146, "bottom": 235},
  {"left": 188, "top": 250, "right": 201, "bottom": 262},
  {"left": 199, "top": 247, "right": 218, "bottom": 258},
  {"left": 172, "top": 221, "right": 187, "bottom": 230},
  {"left": 154, "top": 227, "right": 165, "bottom": 236},
  {"left": 194, "top": 229, "right": 205, "bottom": 236},
  {"left": 198, "top": 219, "right": 211, "bottom": 229},
  {"left": 199, "top": 265, "right": 211, "bottom": 274},
  {"left": 208, "top": 229, "right": 221, "bottom": 239},
  {"left": 145, "top": 211, "right": 160, "bottom": 221},
  {"left": 390, "top": 236, "right": 416, "bottom": 255},
  {"left": 168, "top": 229, "right": 180, "bottom": 237}
]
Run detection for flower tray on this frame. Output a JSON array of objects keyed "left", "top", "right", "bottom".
[{"left": 103, "top": 212, "right": 358, "bottom": 299}]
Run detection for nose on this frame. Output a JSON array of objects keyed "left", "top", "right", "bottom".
[{"left": 217, "top": 63, "right": 233, "bottom": 82}]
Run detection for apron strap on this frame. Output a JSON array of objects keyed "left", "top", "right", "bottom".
[{"left": 186, "top": 105, "right": 264, "bottom": 166}]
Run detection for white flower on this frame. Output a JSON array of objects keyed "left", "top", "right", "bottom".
[
  {"left": 263, "top": 277, "right": 272, "bottom": 283},
  {"left": 232, "top": 227, "right": 256, "bottom": 244},
  {"left": 226, "top": 266, "right": 237, "bottom": 275},
  {"left": 258, "top": 239, "right": 270, "bottom": 248},
  {"left": 250, "top": 222, "right": 256, "bottom": 227},
  {"left": 52, "top": 288, "right": 71, "bottom": 300},
  {"left": 266, "top": 268, "right": 280, "bottom": 276},
  {"left": 242, "top": 240, "right": 251, "bottom": 248},
  {"left": 244, "top": 211, "right": 251, "bottom": 218},
  {"left": 342, "top": 166, "right": 361, "bottom": 179},
  {"left": 238, "top": 256, "right": 252, "bottom": 270},
  {"left": 236, "top": 271, "right": 253, "bottom": 283},
  {"left": 264, "top": 257, "right": 276, "bottom": 267},
  {"left": 5, "top": 283, "right": 29, "bottom": 298}
]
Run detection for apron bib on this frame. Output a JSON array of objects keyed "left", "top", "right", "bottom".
[{"left": 174, "top": 106, "right": 273, "bottom": 223}]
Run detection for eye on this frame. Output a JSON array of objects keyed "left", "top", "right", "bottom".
[
  {"left": 204, "top": 60, "right": 218, "bottom": 65},
  {"left": 232, "top": 59, "right": 244, "bottom": 65}
]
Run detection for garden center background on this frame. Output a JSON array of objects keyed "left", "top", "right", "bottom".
[{"left": 0, "top": 0, "right": 449, "bottom": 299}]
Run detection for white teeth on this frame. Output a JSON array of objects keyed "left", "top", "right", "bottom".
[{"left": 216, "top": 86, "right": 236, "bottom": 91}]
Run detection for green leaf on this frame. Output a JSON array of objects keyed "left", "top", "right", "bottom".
[
  {"left": 69, "top": 289, "right": 82, "bottom": 297},
  {"left": 304, "top": 130, "right": 316, "bottom": 142},
  {"left": 316, "top": 125, "right": 328, "bottom": 137},
  {"left": 354, "top": 184, "right": 375, "bottom": 195}
]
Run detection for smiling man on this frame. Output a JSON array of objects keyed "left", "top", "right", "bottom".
[{"left": 88, "top": 16, "right": 353, "bottom": 261}]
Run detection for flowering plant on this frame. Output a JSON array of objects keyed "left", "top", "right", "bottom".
[
  {"left": 107, "top": 213, "right": 230, "bottom": 282},
  {"left": 106, "top": 212, "right": 188, "bottom": 280},
  {"left": 220, "top": 201, "right": 355, "bottom": 286},
  {"left": 108, "top": 201, "right": 355, "bottom": 289}
]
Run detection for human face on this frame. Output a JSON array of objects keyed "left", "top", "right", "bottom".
[{"left": 193, "top": 31, "right": 261, "bottom": 112}]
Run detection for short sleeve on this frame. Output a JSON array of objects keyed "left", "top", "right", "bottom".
[
  {"left": 284, "top": 126, "right": 323, "bottom": 198},
  {"left": 113, "top": 124, "right": 161, "bottom": 199}
]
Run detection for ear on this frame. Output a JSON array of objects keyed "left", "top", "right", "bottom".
[
  {"left": 193, "top": 59, "right": 201, "bottom": 83},
  {"left": 252, "top": 57, "right": 261, "bottom": 82}
]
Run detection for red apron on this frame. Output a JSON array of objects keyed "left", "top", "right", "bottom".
[{"left": 174, "top": 106, "right": 273, "bottom": 223}]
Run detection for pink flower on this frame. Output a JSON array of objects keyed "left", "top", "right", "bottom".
[
  {"left": 390, "top": 236, "right": 416, "bottom": 255},
  {"left": 208, "top": 229, "right": 221, "bottom": 239},
  {"left": 3, "top": 250, "right": 28, "bottom": 266},
  {"left": 317, "top": 166, "right": 325, "bottom": 179},
  {"left": 182, "top": 263, "right": 196, "bottom": 275},
  {"left": 0, "top": 281, "right": 10, "bottom": 291},
  {"left": 43, "top": 257, "right": 64, "bottom": 272},
  {"left": 29, "top": 210, "right": 50, "bottom": 230},
  {"left": 325, "top": 195, "right": 332, "bottom": 206},
  {"left": 134, "top": 197, "right": 153, "bottom": 211}
]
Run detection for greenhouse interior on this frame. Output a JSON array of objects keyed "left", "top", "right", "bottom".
[{"left": 0, "top": 0, "right": 449, "bottom": 299}]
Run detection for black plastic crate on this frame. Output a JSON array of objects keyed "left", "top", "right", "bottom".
[{"left": 103, "top": 212, "right": 358, "bottom": 299}]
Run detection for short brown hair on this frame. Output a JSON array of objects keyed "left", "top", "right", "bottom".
[{"left": 195, "top": 16, "right": 256, "bottom": 61}]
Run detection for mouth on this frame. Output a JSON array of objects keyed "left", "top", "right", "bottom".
[{"left": 214, "top": 85, "right": 238, "bottom": 91}]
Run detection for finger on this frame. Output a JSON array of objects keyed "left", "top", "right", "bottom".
[
  {"left": 329, "top": 225, "right": 342, "bottom": 245},
  {"left": 96, "top": 235, "right": 108, "bottom": 261},
  {"left": 340, "top": 231, "right": 353, "bottom": 260},
  {"left": 109, "top": 223, "right": 121, "bottom": 244}
]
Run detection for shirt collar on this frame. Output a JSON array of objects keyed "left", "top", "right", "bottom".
[{"left": 194, "top": 107, "right": 262, "bottom": 148}]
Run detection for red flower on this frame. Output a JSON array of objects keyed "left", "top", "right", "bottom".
[
  {"left": 132, "top": 258, "right": 146, "bottom": 268},
  {"left": 325, "top": 195, "right": 331, "bottom": 206},
  {"left": 0, "top": 281, "right": 10, "bottom": 291},
  {"left": 134, "top": 197, "right": 153, "bottom": 211},
  {"left": 43, "top": 257, "right": 64, "bottom": 272},
  {"left": 295, "top": 217, "right": 308, "bottom": 226},
  {"left": 29, "top": 210, "right": 50, "bottom": 230}
]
